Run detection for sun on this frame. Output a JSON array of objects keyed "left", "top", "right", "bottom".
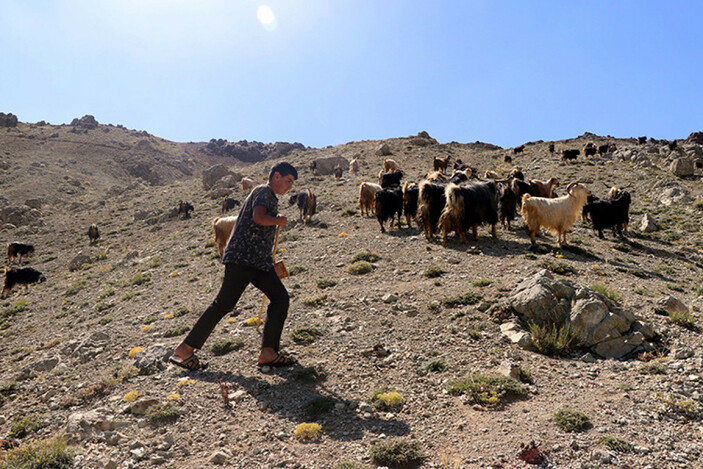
[{"left": 256, "top": 5, "right": 275, "bottom": 25}]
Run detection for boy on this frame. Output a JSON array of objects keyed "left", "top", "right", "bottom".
[{"left": 170, "top": 162, "right": 298, "bottom": 370}]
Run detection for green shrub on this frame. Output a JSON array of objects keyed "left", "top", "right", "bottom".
[
  {"left": 302, "top": 396, "right": 335, "bottom": 419},
  {"left": 654, "top": 393, "right": 700, "bottom": 420},
  {"left": 424, "top": 359, "right": 448, "bottom": 373},
  {"left": 65, "top": 280, "right": 86, "bottom": 296},
  {"left": 317, "top": 279, "right": 337, "bottom": 289},
  {"left": 351, "top": 250, "right": 380, "bottom": 263},
  {"left": 95, "top": 302, "right": 114, "bottom": 313},
  {"left": 341, "top": 208, "right": 357, "bottom": 217},
  {"left": 370, "top": 387, "right": 406, "bottom": 411},
  {"left": 668, "top": 310, "right": 697, "bottom": 330},
  {"left": 441, "top": 291, "right": 482, "bottom": 308},
  {"left": 291, "top": 327, "right": 321, "bottom": 344},
  {"left": 98, "top": 287, "right": 115, "bottom": 299},
  {"left": 666, "top": 283, "right": 685, "bottom": 292},
  {"left": 0, "top": 381, "right": 18, "bottom": 396},
  {"left": 423, "top": 267, "right": 445, "bottom": 278},
  {"left": 347, "top": 261, "right": 374, "bottom": 275},
  {"left": 126, "top": 272, "right": 151, "bottom": 286},
  {"left": 9, "top": 415, "right": 46, "bottom": 438},
  {"left": 145, "top": 402, "right": 180, "bottom": 425},
  {"left": 2, "top": 437, "right": 73, "bottom": 468},
  {"left": 209, "top": 339, "right": 244, "bottom": 356},
  {"left": 288, "top": 265, "right": 307, "bottom": 276},
  {"left": 529, "top": 322, "right": 580, "bottom": 357},
  {"left": 471, "top": 279, "right": 492, "bottom": 287},
  {"left": 591, "top": 283, "right": 620, "bottom": 302},
  {"left": 172, "top": 306, "right": 190, "bottom": 318},
  {"left": 638, "top": 361, "right": 667, "bottom": 375},
  {"left": 552, "top": 408, "right": 590, "bottom": 432},
  {"left": 598, "top": 435, "right": 633, "bottom": 453},
  {"left": 540, "top": 259, "right": 576, "bottom": 275},
  {"left": 447, "top": 374, "right": 527, "bottom": 408},
  {"left": 302, "top": 294, "right": 327, "bottom": 306},
  {"left": 369, "top": 439, "right": 424, "bottom": 467},
  {"left": 163, "top": 325, "right": 190, "bottom": 338}
]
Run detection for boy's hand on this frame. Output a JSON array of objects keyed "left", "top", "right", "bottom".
[{"left": 276, "top": 215, "right": 288, "bottom": 226}]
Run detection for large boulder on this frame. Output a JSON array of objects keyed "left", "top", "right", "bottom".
[
  {"left": 669, "top": 157, "right": 694, "bottom": 177},
  {"left": 656, "top": 295, "right": 688, "bottom": 315},
  {"left": 376, "top": 143, "right": 392, "bottom": 156},
  {"left": 0, "top": 112, "right": 18, "bottom": 128},
  {"left": 508, "top": 270, "right": 655, "bottom": 359},
  {"left": 202, "top": 164, "right": 234, "bottom": 190},
  {"left": 208, "top": 174, "right": 242, "bottom": 198},
  {"left": 508, "top": 270, "right": 574, "bottom": 326},
  {"left": 311, "top": 156, "right": 350, "bottom": 176}
]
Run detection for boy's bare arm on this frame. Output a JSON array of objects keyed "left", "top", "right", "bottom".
[{"left": 253, "top": 206, "right": 287, "bottom": 226}]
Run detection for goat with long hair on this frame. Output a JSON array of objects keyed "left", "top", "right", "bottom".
[{"left": 521, "top": 182, "right": 590, "bottom": 246}]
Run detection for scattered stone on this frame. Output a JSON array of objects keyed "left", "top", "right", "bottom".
[
  {"left": 66, "top": 410, "right": 128, "bottom": 442},
  {"left": 497, "top": 361, "right": 521, "bottom": 381},
  {"left": 133, "top": 344, "right": 171, "bottom": 375},
  {"left": 670, "top": 157, "right": 694, "bottom": 177},
  {"left": 659, "top": 186, "right": 690, "bottom": 206},
  {"left": 122, "top": 398, "right": 160, "bottom": 415},
  {"left": 376, "top": 143, "right": 392, "bottom": 156},
  {"left": 639, "top": 214, "right": 659, "bottom": 233},
  {"left": 30, "top": 356, "right": 60, "bottom": 373},
  {"left": 381, "top": 293, "right": 398, "bottom": 304},
  {"left": 210, "top": 450, "right": 230, "bottom": 465},
  {"left": 657, "top": 296, "right": 688, "bottom": 315},
  {"left": 69, "top": 252, "right": 92, "bottom": 272},
  {"left": 580, "top": 353, "right": 597, "bottom": 363},
  {"left": 499, "top": 322, "right": 532, "bottom": 349}
]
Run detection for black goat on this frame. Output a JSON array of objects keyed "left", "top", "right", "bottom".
[
  {"left": 222, "top": 197, "right": 240, "bottom": 214},
  {"left": 582, "top": 191, "right": 631, "bottom": 239},
  {"left": 417, "top": 180, "right": 447, "bottom": 240},
  {"left": 561, "top": 149, "right": 580, "bottom": 161},
  {"left": 498, "top": 183, "right": 517, "bottom": 230},
  {"left": 375, "top": 186, "right": 403, "bottom": 233},
  {"left": 438, "top": 181, "right": 499, "bottom": 245},
  {"left": 402, "top": 182, "right": 419, "bottom": 229},
  {"left": 380, "top": 170, "right": 403, "bottom": 189},
  {"left": 511, "top": 179, "right": 534, "bottom": 208}
]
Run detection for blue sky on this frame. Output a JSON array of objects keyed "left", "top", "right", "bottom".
[{"left": 2, "top": 1, "right": 702, "bottom": 148}]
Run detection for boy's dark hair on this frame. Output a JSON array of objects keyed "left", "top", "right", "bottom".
[{"left": 268, "top": 162, "right": 298, "bottom": 182}]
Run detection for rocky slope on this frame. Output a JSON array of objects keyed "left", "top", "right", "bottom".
[{"left": 0, "top": 119, "right": 702, "bottom": 468}]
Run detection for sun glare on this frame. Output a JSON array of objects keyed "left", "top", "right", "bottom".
[{"left": 257, "top": 5, "right": 275, "bottom": 25}]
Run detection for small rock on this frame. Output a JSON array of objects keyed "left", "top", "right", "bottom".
[
  {"left": 580, "top": 353, "right": 597, "bottom": 363},
  {"left": 209, "top": 451, "right": 229, "bottom": 465},
  {"left": 640, "top": 214, "right": 658, "bottom": 233},
  {"left": 381, "top": 293, "right": 398, "bottom": 304}
]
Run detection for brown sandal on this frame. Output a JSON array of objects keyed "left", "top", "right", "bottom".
[
  {"left": 169, "top": 354, "right": 208, "bottom": 371},
  {"left": 258, "top": 352, "right": 297, "bottom": 368}
]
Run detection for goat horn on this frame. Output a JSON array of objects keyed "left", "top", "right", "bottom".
[{"left": 566, "top": 182, "right": 577, "bottom": 194}]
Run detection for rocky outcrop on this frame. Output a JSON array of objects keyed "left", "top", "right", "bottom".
[
  {"left": 202, "top": 164, "right": 235, "bottom": 190},
  {"left": 685, "top": 131, "right": 703, "bottom": 145},
  {"left": 0, "top": 205, "right": 43, "bottom": 227},
  {"left": 206, "top": 139, "right": 305, "bottom": 162},
  {"left": 0, "top": 112, "right": 18, "bottom": 128},
  {"left": 507, "top": 270, "right": 657, "bottom": 359},
  {"left": 311, "top": 156, "right": 350, "bottom": 176},
  {"left": 376, "top": 143, "right": 392, "bottom": 156},
  {"left": 70, "top": 115, "right": 99, "bottom": 130}
]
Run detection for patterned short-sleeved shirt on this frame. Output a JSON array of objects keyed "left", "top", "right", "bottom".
[{"left": 221, "top": 184, "right": 278, "bottom": 271}]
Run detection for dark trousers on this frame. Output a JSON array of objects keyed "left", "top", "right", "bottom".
[{"left": 184, "top": 263, "right": 289, "bottom": 351}]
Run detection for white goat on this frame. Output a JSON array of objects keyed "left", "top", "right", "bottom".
[{"left": 521, "top": 182, "right": 590, "bottom": 246}]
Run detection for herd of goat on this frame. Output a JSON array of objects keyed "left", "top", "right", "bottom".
[
  {"left": 359, "top": 154, "right": 631, "bottom": 249},
  {"left": 3, "top": 142, "right": 634, "bottom": 299}
]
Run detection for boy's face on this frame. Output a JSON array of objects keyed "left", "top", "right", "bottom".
[{"left": 271, "top": 172, "right": 295, "bottom": 195}]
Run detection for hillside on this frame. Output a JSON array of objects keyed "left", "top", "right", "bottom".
[{"left": 0, "top": 118, "right": 702, "bottom": 468}]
